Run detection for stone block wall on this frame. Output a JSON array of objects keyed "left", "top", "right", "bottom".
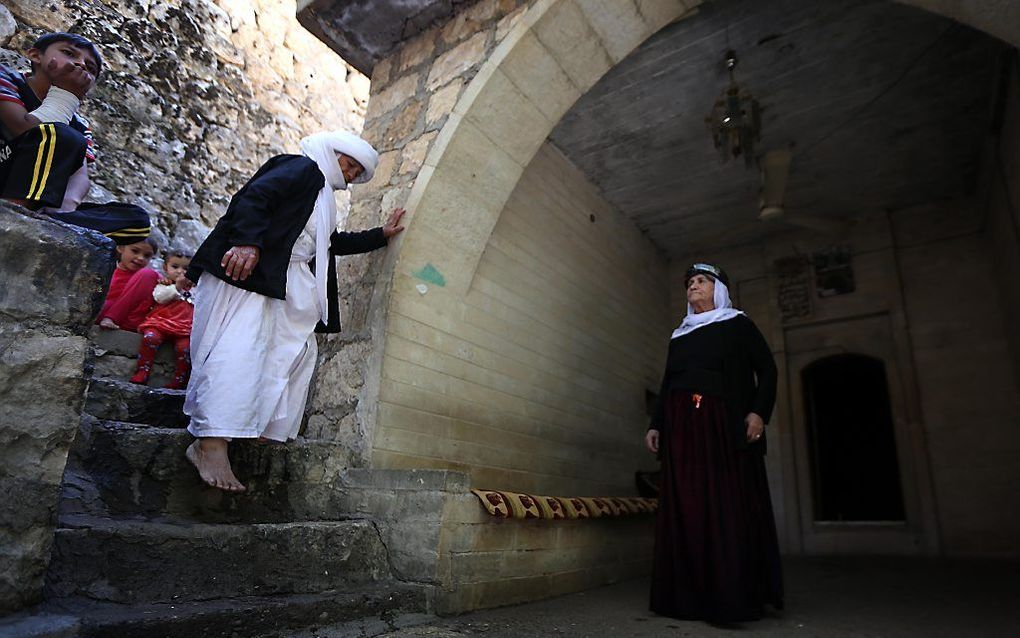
[
  {"left": 0, "top": 203, "right": 114, "bottom": 614},
  {"left": 435, "top": 492, "right": 654, "bottom": 613},
  {"left": 336, "top": 467, "right": 655, "bottom": 614},
  {"left": 985, "top": 54, "right": 1020, "bottom": 388},
  {"left": 896, "top": 204, "right": 1020, "bottom": 555},
  {"left": 89, "top": 326, "right": 178, "bottom": 385},
  {"left": 308, "top": 0, "right": 530, "bottom": 456},
  {"left": 339, "top": 469, "right": 470, "bottom": 587},
  {"left": 373, "top": 142, "right": 670, "bottom": 495},
  {"left": 0, "top": 0, "right": 368, "bottom": 250},
  {"left": 306, "top": 2, "right": 673, "bottom": 610}
]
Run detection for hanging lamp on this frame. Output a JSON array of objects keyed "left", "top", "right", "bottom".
[{"left": 705, "top": 49, "right": 761, "bottom": 168}]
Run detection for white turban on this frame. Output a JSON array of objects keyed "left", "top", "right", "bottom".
[{"left": 299, "top": 131, "right": 380, "bottom": 324}]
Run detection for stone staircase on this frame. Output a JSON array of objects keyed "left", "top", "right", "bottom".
[{"left": 3, "top": 330, "right": 432, "bottom": 637}]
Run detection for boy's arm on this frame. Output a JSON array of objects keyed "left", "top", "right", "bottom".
[
  {"left": 0, "top": 60, "right": 93, "bottom": 137},
  {"left": 0, "top": 99, "right": 42, "bottom": 138}
]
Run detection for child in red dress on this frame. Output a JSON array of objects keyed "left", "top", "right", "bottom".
[
  {"left": 130, "top": 250, "right": 194, "bottom": 389},
  {"left": 96, "top": 237, "right": 160, "bottom": 331}
]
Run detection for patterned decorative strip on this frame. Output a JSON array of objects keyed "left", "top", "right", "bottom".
[{"left": 471, "top": 489, "right": 657, "bottom": 520}]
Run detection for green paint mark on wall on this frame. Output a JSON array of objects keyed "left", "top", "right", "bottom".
[{"left": 413, "top": 263, "right": 446, "bottom": 287}]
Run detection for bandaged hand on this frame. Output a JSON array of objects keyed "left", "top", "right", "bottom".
[
  {"left": 222, "top": 245, "right": 260, "bottom": 281},
  {"left": 27, "top": 86, "right": 80, "bottom": 125}
]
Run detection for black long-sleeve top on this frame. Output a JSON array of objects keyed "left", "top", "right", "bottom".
[
  {"left": 187, "top": 154, "right": 388, "bottom": 334},
  {"left": 649, "top": 314, "right": 778, "bottom": 453}
]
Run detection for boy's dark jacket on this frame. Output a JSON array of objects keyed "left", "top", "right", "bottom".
[{"left": 187, "top": 154, "right": 387, "bottom": 334}]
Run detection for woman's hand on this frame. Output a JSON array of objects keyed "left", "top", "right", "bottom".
[
  {"left": 222, "top": 245, "right": 260, "bottom": 281},
  {"left": 383, "top": 207, "right": 406, "bottom": 238},
  {"left": 177, "top": 276, "right": 195, "bottom": 292},
  {"left": 745, "top": 412, "right": 765, "bottom": 442},
  {"left": 645, "top": 429, "right": 660, "bottom": 454}
]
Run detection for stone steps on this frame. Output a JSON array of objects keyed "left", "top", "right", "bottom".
[
  {"left": 45, "top": 518, "right": 394, "bottom": 604},
  {"left": 89, "top": 327, "right": 177, "bottom": 386},
  {"left": 60, "top": 418, "right": 354, "bottom": 524},
  {"left": 83, "top": 378, "right": 187, "bottom": 427},
  {"left": 6, "top": 586, "right": 429, "bottom": 638},
  {"left": 15, "top": 329, "right": 439, "bottom": 637}
]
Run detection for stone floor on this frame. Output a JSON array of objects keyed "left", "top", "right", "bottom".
[{"left": 377, "top": 557, "right": 1020, "bottom": 638}]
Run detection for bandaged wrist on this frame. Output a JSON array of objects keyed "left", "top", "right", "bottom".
[{"left": 28, "top": 87, "right": 80, "bottom": 124}]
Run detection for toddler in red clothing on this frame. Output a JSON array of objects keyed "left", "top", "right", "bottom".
[
  {"left": 130, "top": 250, "right": 194, "bottom": 389},
  {"left": 96, "top": 237, "right": 160, "bottom": 331}
]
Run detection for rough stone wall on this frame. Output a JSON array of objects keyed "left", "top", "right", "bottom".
[
  {"left": 372, "top": 142, "right": 670, "bottom": 495},
  {"left": 0, "top": 0, "right": 368, "bottom": 250},
  {"left": 308, "top": 0, "right": 528, "bottom": 462},
  {"left": 0, "top": 203, "right": 114, "bottom": 614}
]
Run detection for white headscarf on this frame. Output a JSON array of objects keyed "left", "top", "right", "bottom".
[
  {"left": 671, "top": 278, "right": 745, "bottom": 339},
  {"left": 298, "top": 131, "right": 379, "bottom": 324}
]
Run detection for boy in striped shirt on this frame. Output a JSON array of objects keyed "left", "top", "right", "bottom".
[{"left": 0, "top": 32, "right": 149, "bottom": 243}]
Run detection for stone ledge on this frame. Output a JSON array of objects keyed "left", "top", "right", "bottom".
[
  {"left": 0, "top": 202, "right": 114, "bottom": 334},
  {"left": 0, "top": 613, "right": 78, "bottom": 638},
  {"left": 297, "top": 0, "right": 484, "bottom": 75},
  {"left": 344, "top": 468, "right": 471, "bottom": 492},
  {"left": 61, "top": 420, "right": 357, "bottom": 524},
  {"left": 9, "top": 586, "right": 430, "bottom": 638},
  {"left": 46, "top": 519, "right": 392, "bottom": 604}
]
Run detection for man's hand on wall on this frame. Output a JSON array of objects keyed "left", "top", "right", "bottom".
[{"left": 383, "top": 207, "right": 406, "bottom": 238}]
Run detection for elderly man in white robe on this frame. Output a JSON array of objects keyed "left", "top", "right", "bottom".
[{"left": 180, "top": 131, "right": 405, "bottom": 492}]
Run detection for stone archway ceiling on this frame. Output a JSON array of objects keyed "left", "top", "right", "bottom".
[
  {"left": 297, "top": 0, "right": 483, "bottom": 75},
  {"left": 548, "top": 0, "right": 1010, "bottom": 258}
]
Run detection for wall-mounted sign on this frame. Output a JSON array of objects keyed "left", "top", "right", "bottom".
[{"left": 774, "top": 255, "right": 812, "bottom": 323}]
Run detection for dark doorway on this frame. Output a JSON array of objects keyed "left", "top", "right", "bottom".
[{"left": 803, "top": 354, "right": 905, "bottom": 522}]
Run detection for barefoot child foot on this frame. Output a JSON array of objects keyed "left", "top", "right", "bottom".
[{"left": 185, "top": 438, "right": 245, "bottom": 492}]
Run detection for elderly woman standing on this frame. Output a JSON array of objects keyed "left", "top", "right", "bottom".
[
  {"left": 182, "top": 131, "right": 405, "bottom": 492},
  {"left": 645, "top": 263, "right": 782, "bottom": 622}
]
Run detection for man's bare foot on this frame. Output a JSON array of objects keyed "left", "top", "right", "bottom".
[
  {"left": 185, "top": 439, "right": 246, "bottom": 492},
  {"left": 99, "top": 317, "right": 120, "bottom": 330}
]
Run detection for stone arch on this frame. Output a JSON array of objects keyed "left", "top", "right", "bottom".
[
  {"left": 393, "top": 0, "right": 695, "bottom": 297},
  {"left": 390, "top": 0, "right": 1018, "bottom": 298},
  {"left": 368, "top": 0, "right": 1018, "bottom": 474}
]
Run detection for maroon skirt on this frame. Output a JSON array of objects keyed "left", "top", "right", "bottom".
[{"left": 649, "top": 391, "right": 783, "bottom": 622}]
